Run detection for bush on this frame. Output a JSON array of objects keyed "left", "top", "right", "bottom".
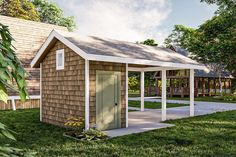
[
  {"left": 64, "top": 117, "right": 108, "bottom": 141},
  {"left": 64, "top": 117, "right": 84, "bottom": 138},
  {"left": 214, "top": 94, "right": 236, "bottom": 101},
  {"left": 78, "top": 128, "right": 108, "bottom": 141}
]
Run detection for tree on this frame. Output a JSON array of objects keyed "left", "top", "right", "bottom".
[
  {"left": 0, "top": 23, "right": 34, "bottom": 156},
  {"left": 164, "top": 25, "right": 197, "bottom": 49},
  {"left": 0, "top": 23, "right": 28, "bottom": 103},
  {"left": 32, "top": 0, "right": 76, "bottom": 30},
  {"left": 0, "top": 0, "right": 39, "bottom": 21},
  {"left": 164, "top": 0, "right": 236, "bottom": 93},
  {"left": 128, "top": 77, "right": 139, "bottom": 91},
  {"left": 141, "top": 39, "right": 158, "bottom": 46}
]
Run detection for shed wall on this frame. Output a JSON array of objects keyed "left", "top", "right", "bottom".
[
  {"left": 41, "top": 41, "right": 127, "bottom": 128},
  {"left": 41, "top": 41, "right": 85, "bottom": 126}
]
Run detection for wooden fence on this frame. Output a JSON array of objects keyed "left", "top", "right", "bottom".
[{"left": 0, "top": 95, "right": 40, "bottom": 110}]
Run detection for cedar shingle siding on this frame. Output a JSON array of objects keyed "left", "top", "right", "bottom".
[
  {"left": 41, "top": 41, "right": 127, "bottom": 128},
  {"left": 42, "top": 41, "right": 85, "bottom": 126}
]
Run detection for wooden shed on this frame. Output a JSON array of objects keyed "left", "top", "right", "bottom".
[{"left": 31, "top": 30, "right": 205, "bottom": 131}]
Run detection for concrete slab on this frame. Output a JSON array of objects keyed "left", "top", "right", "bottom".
[
  {"left": 105, "top": 123, "right": 174, "bottom": 138},
  {"left": 105, "top": 100, "right": 236, "bottom": 138}
]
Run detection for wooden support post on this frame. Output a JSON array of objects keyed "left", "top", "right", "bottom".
[
  {"left": 214, "top": 78, "right": 217, "bottom": 95},
  {"left": 190, "top": 69, "right": 194, "bottom": 116},
  {"left": 85, "top": 60, "right": 90, "bottom": 130},
  {"left": 202, "top": 78, "right": 205, "bottom": 97},
  {"left": 208, "top": 78, "right": 211, "bottom": 96},
  {"left": 11, "top": 99, "right": 16, "bottom": 111},
  {"left": 140, "top": 71, "right": 144, "bottom": 111},
  {"left": 161, "top": 69, "right": 167, "bottom": 121},
  {"left": 126, "top": 64, "right": 128, "bottom": 128},
  {"left": 40, "top": 63, "right": 42, "bottom": 121}
]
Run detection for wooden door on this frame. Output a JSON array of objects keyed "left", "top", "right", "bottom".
[{"left": 96, "top": 71, "right": 121, "bottom": 130}]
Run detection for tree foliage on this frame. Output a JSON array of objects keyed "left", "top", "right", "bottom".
[
  {"left": 141, "top": 39, "right": 158, "bottom": 46},
  {"left": 128, "top": 77, "right": 139, "bottom": 91},
  {"left": 0, "top": 0, "right": 39, "bottom": 21},
  {"left": 0, "top": 0, "right": 76, "bottom": 30},
  {"left": 32, "top": 0, "right": 76, "bottom": 30},
  {"left": 0, "top": 122, "right": 36, "bottom": 156},
  {"left": 0, "top": 23, "right": 34, "bottom": 156},
  {"left": 164, "top": 0, "right": 236, "bottom": 75},
  {"left": 0, "top": 23, "right": 28, "bottom": 103}
]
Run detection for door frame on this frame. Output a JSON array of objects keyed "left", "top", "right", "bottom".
[{"left": 96, "top": 70, "right": 121, "bottom": 130}]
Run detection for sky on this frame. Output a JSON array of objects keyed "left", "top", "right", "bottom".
[{"left": 54, "top": 0, "right": 218, "bottom": 45}]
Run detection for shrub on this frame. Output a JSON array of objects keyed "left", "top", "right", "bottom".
[
  {"left": 64, "top": 117, "right": 85, "bottom": 132},
  {"left": 214, "top": 94, "right": 236, "bottom": 101},
  {"left": 78, "top": 128, "right": 108, "bottom": 141},
  {"left": 64, "top": 117, "right": 108, "bottom": 141}
]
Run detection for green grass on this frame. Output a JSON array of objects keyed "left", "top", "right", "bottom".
[
  {"left": 169, "top": 96, "right": 236, "bottom": 103},
  {"left": 129, "top": 100, "right": 187, "bottom": 109},
  {"left": 1, "top": 109, "right": 236, "bottom": 156}
]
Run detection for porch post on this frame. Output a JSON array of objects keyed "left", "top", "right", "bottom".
[
  {"left": 126, "top": 64, "right": 128, "bottom": 128},
  {"left": 161, "top": 69, "right": 167, "bottom": 121},
  {"left": 40, "top": 63, "right": 42, "bottom": 121},
  {"left": 140, "top": 71, "right": 145, "bottom": 111},
  {"left": 190, "top": 69, "right": 194, "bottom": 116},
  {"left": 85, "top": 60, "right": 90, "bottom": 130}
]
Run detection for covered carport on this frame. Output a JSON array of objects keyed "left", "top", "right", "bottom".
[{"left": 31, "top": 30, "right": 206, "bottom": 135}]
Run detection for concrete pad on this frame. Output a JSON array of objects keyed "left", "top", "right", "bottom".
[
  {"left": 105, "top": 123, "right": 174, "bottom": 138},
  {"left": 105, "top": 99, "right": 236, "bottom": 138}
]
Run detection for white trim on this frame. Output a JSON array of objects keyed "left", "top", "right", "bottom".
[
  {"left": 31, "top": 30, "right": 88, "bottom": 67},
  {"left": 11, "top": 99, "right": 16, "bottom": 111},
  {"left": 31, "top": 30, "right": 206, "bottom": 70},
  {"left": 190, "top": 69, "right": 194, "bottom": 116},
  {"left": 140, "top": 71, "right": 145, "bottom": 111},
  {"left": 85, "top": 60, "right": 90, "bottom": 130},
  {"left": 8, "top": 95, "right": 41, "bottom": 100},
  {"left": 87, "top": 54, "right": 206, "bottom": 70},
  {"left": 161, "top": 69, "right": 167, "bottom": 121},
  {"left": 56, "top": 49, "right": 64, "bottom": 70},
  {"left": 7, "top": 95, "right": 40, "bottom": 111},
  {"left": 40, "top": 63, "right": 42, "bottom": 121},
  {"left": 128, "top": 67, "right": 182, "bottom": 72},
  {"left": 125, "top": 63, "right": 128, "bottom": 128}
]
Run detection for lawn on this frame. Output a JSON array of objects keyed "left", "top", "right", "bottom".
[
  {"left": 169, "top": 96, "right": 236, "bottom": 103},
  {"left": 1, "top": 109, "right": 236, "bottom": 156},
  {"left": 129, "top": 100, "right": 187, "bottom": 109}
]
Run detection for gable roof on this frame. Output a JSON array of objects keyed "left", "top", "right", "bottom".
[{"left": 31, "top": 30, "right": 206, "bottom": 70}]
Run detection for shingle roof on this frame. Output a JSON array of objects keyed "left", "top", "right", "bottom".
[
  {"left": 64, "top": 33, "right": 200, "bottom": 65},
  {"left": 32, "top": 30, "right": 205, "bottom": 70}
]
